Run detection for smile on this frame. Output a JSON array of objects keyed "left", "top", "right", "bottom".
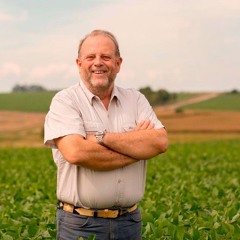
[{"left": 92, "top": 70, "right": 107, "bottom": 74}]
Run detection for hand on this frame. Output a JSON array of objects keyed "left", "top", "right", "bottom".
[
  {"left": 86, "top": 134, "right": 98, "bottom": 143},
  {"left": 134, "top": 119, "right": 155, "bottom": 131}
]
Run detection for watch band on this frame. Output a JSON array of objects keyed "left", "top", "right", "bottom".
[{"left": 95, "top": 130, "right": 106, "bottom": 145}]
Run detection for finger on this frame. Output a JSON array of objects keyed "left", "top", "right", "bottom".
[
  {"left": 147, "top": 122, "right": 155, "bottom": 129},
  {"left": 86, "top": 134, "right": 97, "bottom": 142},
  {"left": 139, "top": 120, "right": 150, "bottom": 130},
  {"left": 140, "top": 119, "right": 151, "bottom": 130},
  {"left": 134, "top": 120, "right": 145, "bottom": 131}
]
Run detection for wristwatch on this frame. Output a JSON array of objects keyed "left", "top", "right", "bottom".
[{"left": 95, "top": 130, "right": 106, "bottom": 145}]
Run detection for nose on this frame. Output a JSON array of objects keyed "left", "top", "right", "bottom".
[{"left": 94, "top": 56, "right": 103, "bottom": 67}]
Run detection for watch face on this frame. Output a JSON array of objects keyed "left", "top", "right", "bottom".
[
  {"left": 96, "top": 131, "right": 103, "bottom": 136},
  {"left": 95, "top": 131, "right": 105, "bottom": 145}
]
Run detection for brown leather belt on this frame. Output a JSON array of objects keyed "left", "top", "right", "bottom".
[{"left": 58, "top": 201, "right": 137, "bottom": 219}]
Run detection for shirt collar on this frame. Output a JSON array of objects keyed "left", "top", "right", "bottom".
[
  {"left": 79, "top": 80, "right": 95, "bottom": 105},
  {"left": 111, "top": 85, "right": 120, "bottom": 101},
  {"left": 79, "top": 79, "right": 120, "bottom": 105}
]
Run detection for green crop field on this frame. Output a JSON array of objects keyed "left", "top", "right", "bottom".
[
  {"left": 0, "top": 92, "right": 204, "bottom": 113},
  {"left": 1, "top": 140, "right": 239, "bottom": 239},
  {"left": 184, "top": 93, "right": 240, "bottom": 111},
  {"left": 1, "top": 91, "right": 239, "bottom": 113},
  {"left": 0, "top": 92, "right": 56, "bottom": 112},
  {"left": 175, "top": 92, "right": 202, "bottom": 101}
]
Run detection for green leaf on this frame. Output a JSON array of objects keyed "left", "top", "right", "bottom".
[
  {"left": 1, "top": 234, "right": 14, "bottom": 240},
  {"left": 213, "top": 222, "right": 221, "bottom": 229},
  {"left": 231, "top": 212, "right": 240, "bottom": 223},
  {"left": 221, "top": 222, "right": 234, "bottom": 234},
  {"left": 87, "top": 235, "right": 96, "bottom": 240},
  {"left": 193, "top": 227, "right": 200, "bottom": 240},
  {"left": 176, "top": 226, "right": 185, "bottom": 240}
]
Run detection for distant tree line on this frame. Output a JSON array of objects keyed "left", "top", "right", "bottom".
[
  {"left": 139, "top": 86, "right": 176, "bottom": 106},
  {"left": 12, "top": 84, "right": 47, "bottom": 92},
  {"left": 229, "top": 89, "right": 239, "bottom": 94}
]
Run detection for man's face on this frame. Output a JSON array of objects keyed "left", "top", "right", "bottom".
[{"left": 76, "top": 35, "right": 122, "bottom": 92}]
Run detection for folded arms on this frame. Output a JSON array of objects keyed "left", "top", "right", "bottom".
[{"left": 54, "top": 119, "right": 168, "bottom": 171}]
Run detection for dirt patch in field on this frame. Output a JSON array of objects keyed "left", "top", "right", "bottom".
[
  {"left": 156, "top": 109, "right": 240, "bottom": 143},
  {"left": 0, "top": 108, "right": 240, "bottom": 148},
  {"left": 153, "top": 92, "right": 240, "bottom": 143},
  {"left": 0, "top": 111, "right": 46, "bottom": 147}
]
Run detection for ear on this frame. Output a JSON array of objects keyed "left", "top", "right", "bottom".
[
  {"left": 76, "top": 58, "right": 81, "bottom": 67},
  {"left": 116, "top": 57, "right": 123, "bottom": 73}
]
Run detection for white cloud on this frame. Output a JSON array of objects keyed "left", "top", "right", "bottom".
[
  {"left": 0, "top": 0, "right": 240, "bottom": 92},
  {"left": 0, "top": 63, "right": 22, "bottom": 77},
  {"left": 28, "top": 63, "right": 77, "bottom": 81},
  {"left": 30, "top": 64, "right": 65, "bottom": 79},
  {"left": 0, "top": 9, "right": 28, "bottom": 22},
  {"left": 0, "top": 11, "right": 15, "bottom": 22}
]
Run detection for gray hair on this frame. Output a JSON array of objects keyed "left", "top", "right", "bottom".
[{"left": 78, "top": 30, "right": 121, "bottom": 58}]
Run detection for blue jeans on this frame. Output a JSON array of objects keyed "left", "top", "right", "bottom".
[{"left": 56, "top": 208, "right": 142, "bottom": 240}]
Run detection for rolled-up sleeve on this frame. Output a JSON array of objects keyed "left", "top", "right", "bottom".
[
  {"left": 44, "top": 91, "right": 86, "bottom": 148},
  {"left": 136, "top": 92, "right": 164, "bottom": 129}
]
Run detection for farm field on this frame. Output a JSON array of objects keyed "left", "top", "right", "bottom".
[
  {"left": 0, "top": 91, "right": 240, "bottom": 147},
  {"left": 154, "top": 92, "right": 240, "bottom": 143},
  {"left": 0, "top": 92, "right": 56, "bottom": 112},
  {"left": 0, "top": 140, "right": 239, "bottom": 239},
  {"left": 183, "top": 93, "right": 240, "bottom": 111},
  {"left": 0, "top": 91, "right": 239, "bottom": 239},
  {"left": 157, "top": 109, "right": 240, "bottom": 143},
  {"left": 1, "top": 108, "right": 240, "bottom": 147},
  {"left": 1, "top": 91, "right": 239, "bottom": 113},
  {"left": 0, "top": 111, "right": 45, "bottom": 148}
]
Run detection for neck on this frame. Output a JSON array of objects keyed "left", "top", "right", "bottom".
[{"left": 92, "top": 86, "right": 114, "bottom": 110}]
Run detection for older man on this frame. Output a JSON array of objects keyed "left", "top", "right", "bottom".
[{"left": 44, "top": 29, "right": 168, "bottom": 240}]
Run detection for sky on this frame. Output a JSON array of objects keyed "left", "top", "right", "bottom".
[{"left": 0, "top": 0, "right": 240, "bottom": 93}]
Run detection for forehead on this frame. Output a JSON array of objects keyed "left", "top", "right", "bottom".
[{"left": 80, "top": 35, "right": 116, "bottom": 55}]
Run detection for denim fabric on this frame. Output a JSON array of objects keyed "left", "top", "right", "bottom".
[{"left": 56, "top": 208, "right": 142, "bottom": 240}]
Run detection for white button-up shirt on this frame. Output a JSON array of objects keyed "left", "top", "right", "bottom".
[{"left": 44, "top": 80, "right": 164, "bottom": 209}]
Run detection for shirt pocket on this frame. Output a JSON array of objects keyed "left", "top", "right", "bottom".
[
  {"left": 84, "top": 121, "right": 104, "bottom": 134},
  {"left": 122, "top": 122, "right": 136, "bottom": 132}
]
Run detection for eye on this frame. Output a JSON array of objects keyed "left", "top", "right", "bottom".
[
  {"left": 86, "top": 55, "right": 95, "bottom": 61},
  {"left": 102, "top": 55, "right": 111, "bottom": 61}
]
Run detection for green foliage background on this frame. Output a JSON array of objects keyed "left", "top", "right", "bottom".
[
  {"left": 1, "top": 140, "right": 239, "bottom": 239},
  {"left": 139, "top": 87, "right": 176, "bottom": 106},
  {"left": 0, "top": 148, "right": 56, "bottom": 239}
]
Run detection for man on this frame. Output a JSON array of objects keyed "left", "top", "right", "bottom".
[{"left": 44, "top": 29, "right": 168, "bottom": 240}]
